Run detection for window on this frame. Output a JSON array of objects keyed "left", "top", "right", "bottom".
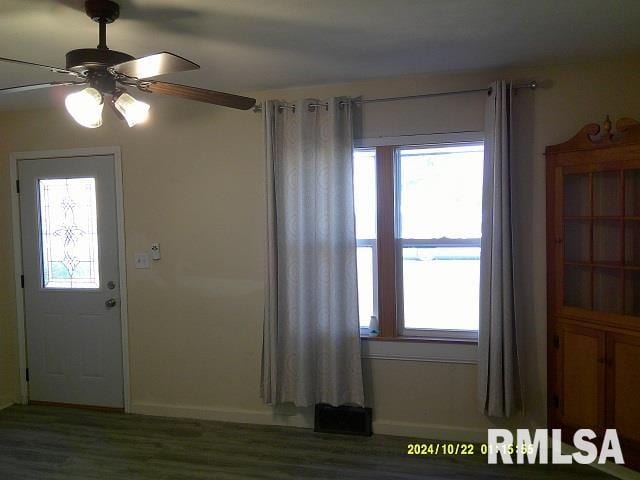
[
  {"left": 353, "top": 149, "right": 378, "bottom": 328},
  {"left": 39, "top": 177, "right": 100, "bottom": 289},
  {"left": 353, "top": 141, "right": 484, "bottom": 340}
]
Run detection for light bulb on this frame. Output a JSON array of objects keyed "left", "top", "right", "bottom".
[
  {"left": 114, "top": 92, "right": 150, "bottom": 127},
  {"left": 65, "top": 87, "right": 103, "bottom": 128}
]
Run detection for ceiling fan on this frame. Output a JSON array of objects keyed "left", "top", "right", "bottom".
[{"left": 0, "top": 0, "right": 256, "bottom": 128}]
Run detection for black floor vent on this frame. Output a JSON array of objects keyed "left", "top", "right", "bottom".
[{"left": 314, "top": 403, "right": 372, "bottom": 436}]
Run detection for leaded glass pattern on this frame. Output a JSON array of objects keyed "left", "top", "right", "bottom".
[{"left": 39, "top": 178, "right": 100, "bottom": 289}]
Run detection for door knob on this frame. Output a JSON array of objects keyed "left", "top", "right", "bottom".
[{"left": 105, "top": 298, "right": 117, "bottom": 308}]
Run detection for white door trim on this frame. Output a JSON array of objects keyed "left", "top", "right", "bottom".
[{"left": 9, "top": 146, "right": 130, "bottom": 412}]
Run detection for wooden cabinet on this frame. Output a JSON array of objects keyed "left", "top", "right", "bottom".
[{"left": 547, "top": 117, "right": 640, "bottom": 470}]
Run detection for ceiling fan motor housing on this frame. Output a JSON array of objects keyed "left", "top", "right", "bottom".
[
  {"left": 66, "top": 46, "right": 133, "bottom": 95},
  {"left": 84, "top": 0, "right": 120, "bottom": 23},
  {"left": 66, "top": 48, "right": 133, "bottom": 73}
]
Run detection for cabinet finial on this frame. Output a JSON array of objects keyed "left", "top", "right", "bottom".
[{"left": 545, "top": 116, "right": 640, "bottom": 154}]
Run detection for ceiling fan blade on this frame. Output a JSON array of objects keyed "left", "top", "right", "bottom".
[
  {"left": 111, "top": 52, "right": 199, "bottom": 79},
  {"left": 137, "top": 81, "right": 256, "bottom": 110},
  {"left": 0, "top": 81, "right": 86, "bottom": 95},
  {"left": 0, "top": 56, "right": 82, "bottom": 78}
]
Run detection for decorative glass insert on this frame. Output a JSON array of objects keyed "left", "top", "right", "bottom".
[{"left": 39, "top": 178, "right": 100, "bottom": 289}]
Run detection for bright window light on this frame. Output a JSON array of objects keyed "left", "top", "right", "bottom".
[
  {"left": 353, "top": 149, "right": 377, "bottom": 329},
  {"left": 399, "top": 143, "right": 484, "bottom": 332}
]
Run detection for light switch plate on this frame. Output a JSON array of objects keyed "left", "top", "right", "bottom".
[{"left": 134, "top": 252, "right": 150, "bottom": 269}]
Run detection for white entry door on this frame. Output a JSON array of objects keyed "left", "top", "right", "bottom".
[{"left": 18, "top": 154, "right": 124, "bottom": 408}]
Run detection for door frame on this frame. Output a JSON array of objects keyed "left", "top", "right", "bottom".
[{"left": 9, "top": 146, "right": 130, "bottom": 412}]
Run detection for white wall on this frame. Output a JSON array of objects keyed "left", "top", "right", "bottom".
[{"left": 1, "top": 56, "right": 639, "bottom": 438}]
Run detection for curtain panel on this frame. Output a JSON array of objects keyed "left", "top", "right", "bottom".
[
  {"left": 261, "top": 98, "right": 364, "bottom": 407},
  {"left": 478, "top": 81, "right": 522, "bottom": 418}
]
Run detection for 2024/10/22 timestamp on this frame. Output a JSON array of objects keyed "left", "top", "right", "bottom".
[{"left": 407, "top": 443, "right": 536, "bottom": 456}]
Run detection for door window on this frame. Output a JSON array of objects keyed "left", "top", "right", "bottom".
[{"left": 39, "top": 177, "right": 100, "bottom": 289}]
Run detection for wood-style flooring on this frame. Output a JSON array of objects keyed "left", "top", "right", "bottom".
[{"left": 0, "top": 405, "right": 617, "bottom": 479}]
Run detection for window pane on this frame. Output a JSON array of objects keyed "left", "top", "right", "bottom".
[
  {"left": 399, "top": 144, "right": 483, "bottom": 239},
  {"left": 357, "top": 246, "right": 374, "bottom": 327},
  {"left": 353, "top": 149, "right": 377, "bottom": 239},
  {"left": 39, "top": 178, "right": 100, "bottom": 289},
  {"left": 402, "top": 247, "right": 480, "bottom": 331},
  {"left": 354, "top": 148, "right": 377, "bottom": 330}
]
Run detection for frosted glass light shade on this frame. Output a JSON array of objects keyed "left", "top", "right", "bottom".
[
  {"left": 65, "top": 87, "right": 103, "bottom": 128},
  {"left": 114, "top": 92, "right": 150, "bottom": 127}
]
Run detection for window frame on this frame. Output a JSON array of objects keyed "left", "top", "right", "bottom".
[
  {"left": 354, "top": 133, "right": 484, "bottom": 343},
  {"left": 357, "top": 237, "right": 379, "bottom": 336},
  {"left": 353, "top": 148, "right": 379, "bottom": 336}
]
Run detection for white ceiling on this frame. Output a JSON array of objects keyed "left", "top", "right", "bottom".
[{"left": 0, "top": 0, "right": 639, "bottom": 109}]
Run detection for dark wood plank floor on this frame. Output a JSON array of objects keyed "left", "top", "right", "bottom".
[{"left": 0, "top": 405, "right": 616, "bottom": 479}]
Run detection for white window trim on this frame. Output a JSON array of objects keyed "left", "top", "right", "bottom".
[{"left": 355, "top": 131, "right": 484, "bottom": 149}]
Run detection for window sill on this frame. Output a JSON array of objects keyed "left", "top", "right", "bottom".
[{"left": 361, "top": 335, "right": 478, "bottom": 345}]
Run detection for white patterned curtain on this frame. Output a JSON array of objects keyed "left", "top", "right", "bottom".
[
  {"left": 261, "top": 98, "right": 364, "bottom": 407},
  {"left": 478, "top": 81, "right": 522, "bottom": 417}
]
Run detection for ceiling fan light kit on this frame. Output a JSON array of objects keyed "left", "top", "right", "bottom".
[
  {"left": 0, "top": 0, "right": 256, "bottom": 128},
  {"left": 64, "top": 86, "right": 104, "bottom": 128},
  {"left": 113, "top": 91, "right": 150, "bottom": 127}
]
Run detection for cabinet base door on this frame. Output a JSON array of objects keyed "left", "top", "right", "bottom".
[
  {"left": 607, "top": 332, "right": 640, "bottom": 469},
  {"left": 555, "top": 324, "right": 606, "bottom": 433}
]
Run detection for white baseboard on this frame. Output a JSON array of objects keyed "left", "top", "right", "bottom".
[{"left": 130, "top": 401, "right": 486, "bottom": 442}]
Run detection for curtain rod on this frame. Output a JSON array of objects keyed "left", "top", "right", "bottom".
[{"left": 252, "top": 80, "right": 537, "bottom": 113}]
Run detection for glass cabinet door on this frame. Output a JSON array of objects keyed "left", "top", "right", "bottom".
[
  {"left": 624, "top": 169, "right": 640, "bottom": 316},
  {"left": 561, "top": 168, "right": 640, "bottom": 318},
  {"left": 563, "top": 173, "right": 593, "bottom": 309}
]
